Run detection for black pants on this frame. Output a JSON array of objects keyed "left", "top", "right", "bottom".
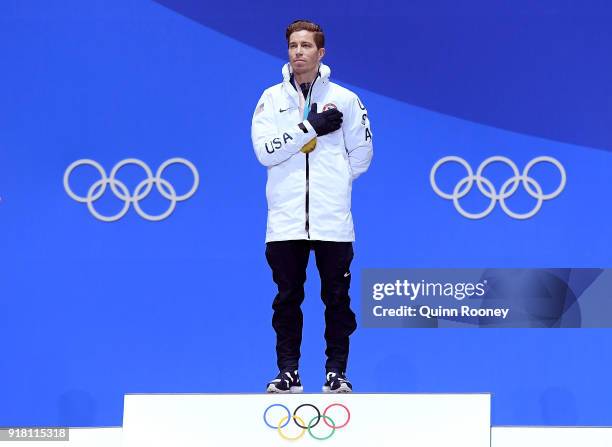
[{"left": 265, "top": 240, "right": 357, "bottom": 372}]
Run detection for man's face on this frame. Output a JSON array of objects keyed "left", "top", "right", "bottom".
[{"left": 288, "top": 30, "right": 325, "bottom": 75}]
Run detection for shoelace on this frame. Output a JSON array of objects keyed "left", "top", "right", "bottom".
[
  {"left": 326, "top": 371, "right": 348, "bottom": 384},
  {"left": 284, "top": 371, "right": 294, "bottom": 385},
  {"left": 271, "top": 370, "right": 298, "bottom": 386}
]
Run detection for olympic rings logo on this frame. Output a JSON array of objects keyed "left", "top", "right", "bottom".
[
  {"left": 63, "top": 158, "right": 199, "bottom": 222},
  {"left": 430, "top": 155, "right": 566, "bottom": 219},
  {"left": 263, "top": 403, "right": 350, "bottom": 441}
]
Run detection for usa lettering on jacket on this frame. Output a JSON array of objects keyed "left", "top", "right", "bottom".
[{"left": 265, "top": 133, "right": 294, "bottom": 154}]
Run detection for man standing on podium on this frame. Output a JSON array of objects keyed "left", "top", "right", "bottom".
[{"left": 251, "top": 19, "right": 373, "bottom": 393}]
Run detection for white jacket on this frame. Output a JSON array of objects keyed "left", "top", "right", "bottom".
[{"left": 251, "top": 63, "right": 373, "bottom": 242}]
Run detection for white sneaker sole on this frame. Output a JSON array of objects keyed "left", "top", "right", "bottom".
[
  {"left": 266, "top": 385, "right": 304, "bottom": 394},
  {"left": 322, "top": 384, "right": 352, "bottom": 393}
]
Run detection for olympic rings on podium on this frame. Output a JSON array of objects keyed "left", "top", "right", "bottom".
[{"left": 263, "top": 402, "right": 351, "bottom": 441}]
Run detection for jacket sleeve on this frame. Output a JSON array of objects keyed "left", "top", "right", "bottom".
[
  {"left": 251, "top": 89, "right": 318, "bottom": 167},
  {"left": 343, "top": 94, "right": 373, "bottom": 180}
]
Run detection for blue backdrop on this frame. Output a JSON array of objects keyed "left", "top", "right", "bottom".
[{"left": 1, "top": 0, "right": 611, "bottom": 427}]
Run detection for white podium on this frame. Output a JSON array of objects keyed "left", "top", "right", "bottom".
[{"left": 122, "top": 393, "right": 490, "bottom": 447}]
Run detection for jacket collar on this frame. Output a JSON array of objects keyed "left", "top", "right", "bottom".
[{"left": 282, "top": 62, "right": 331, "bottom": 87}]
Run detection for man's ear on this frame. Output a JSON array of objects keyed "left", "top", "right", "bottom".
[{"left": 318, "top": 47, "right": 326, "bottom": 61}]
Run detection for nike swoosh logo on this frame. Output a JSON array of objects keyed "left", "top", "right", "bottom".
[
  {"left": 344, "top": 272, "right": 351, "bottom": 277},
  {"left": 279, "top": 107, "right": 294, "bottom": 113}
]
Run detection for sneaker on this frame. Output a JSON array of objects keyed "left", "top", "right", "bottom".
[
  {"left": 266, "top": 369, "right": 304, "bottom": 394},
  {"left": 322, "top": 370, "right": 353, "bottom": 393}
]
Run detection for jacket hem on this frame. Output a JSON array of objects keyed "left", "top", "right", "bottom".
[{"left": 265, "top": 233, "right": 355, "bottom": 243}]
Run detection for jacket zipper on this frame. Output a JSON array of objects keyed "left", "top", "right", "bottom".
[
  {"left": 305, "top": 152, "right": 310, "bottom": 239},
  {"left": 304, "top": 77, "right": 317, "bottom": 240}
]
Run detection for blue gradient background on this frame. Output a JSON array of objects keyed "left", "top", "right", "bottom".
[{"left": 0, "top": 0, "right": 611, "bottom": 427}]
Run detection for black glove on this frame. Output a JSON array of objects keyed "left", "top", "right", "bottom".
[{"left": 307, "top": 103, "right": 343, "bottom": 136}]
